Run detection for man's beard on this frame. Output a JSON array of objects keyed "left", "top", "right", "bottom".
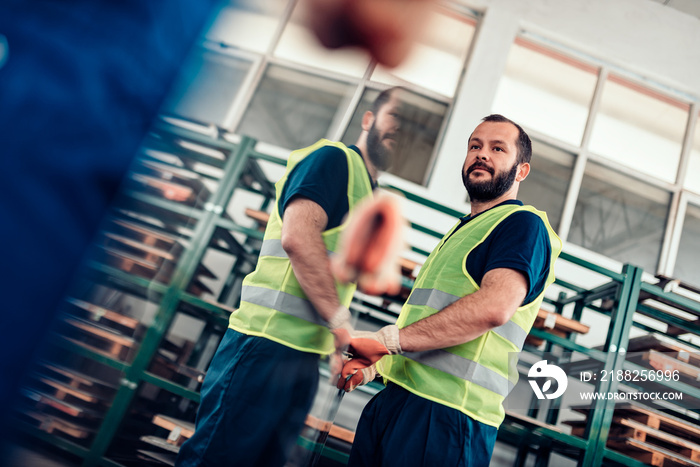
[
  {"left": 463, "top": 160, "right": 519, "bottom": 202},
  {"left": 366, "top": 123, "right": 392, "bottom": 171}
]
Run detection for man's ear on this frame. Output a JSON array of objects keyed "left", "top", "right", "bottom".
[
  {"left": 362, "top": 110, "right": 375, "bottom": 131},
  {"left": 516, "top": 162, "right": 530, "bottom": 182}
]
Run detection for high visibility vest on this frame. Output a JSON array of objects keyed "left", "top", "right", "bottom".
[
  {"left": 229, "top": 139, "right": 374, "bottom": 355},
  {"left": 377, "top": 204, "right": 562, "bottom": 427}
]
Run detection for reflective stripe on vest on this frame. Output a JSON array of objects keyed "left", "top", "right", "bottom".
[
  {"left": 259, "top": 239, "right": 287, "bottom": 258},
  {"left": 402, "top": 349, "right": 515, "bottom": 398},
  {"left": 240, "top": 285, "right": 325, "bottom": 326},
  {"left": 407, "top": 288, "right": 529, "bottom": 350},
  {"left": 259, "top": 239, "right": 332, "bottom": 259}
]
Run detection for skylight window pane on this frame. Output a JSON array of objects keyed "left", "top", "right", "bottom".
[{"left": 493, "top": 38, "right": 598, "bottom": 146}]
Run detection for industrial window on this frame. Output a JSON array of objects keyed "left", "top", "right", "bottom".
[
  {"left": 273, "top": 1, "right": 370, "bottom": 78},
  {"left": 686, "top": 112, "right": 700, "bottom": 194},
  {"left": 371, "top": 8, "right": 476, "bottom": 97},
  {"left": 588, "top": 74, "right": 689, "bottom": 184},
  {"left": 341, "top": 88, "right": 447, "bottom": 185},
  {"left": 569, "top": 162, "right": 671, "bottom": 273},
  {"left": 674, "top": 201, "right": 700, "bottom": 288},
  {"left": 492, "top": 38, "right": 598, "bottom": 147},
  {"left": 205, "top": 0, "right": 287, "bottom": 54},
  {"left": 161, "top": 47, "right": 253, "bottom": 127},
  {"left": 517, "top": 140, "right": 575, "bottom": 232},
  {"left": 236, "top": 64, "right": 355, "bottom": 150},
  {"left": 158, "top": 0, "right": 475, "bottom": 187}
]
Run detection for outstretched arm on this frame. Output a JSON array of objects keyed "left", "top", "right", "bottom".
[
  {"left": 398, "top": 267, "right": 529, "bottom": 352},
  {"left": 339, "top": 267, "right": 529, "bottom": 388}
]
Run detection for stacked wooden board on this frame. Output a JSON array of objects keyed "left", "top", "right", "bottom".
[
  {"left": 525, "top": 309, "right": 591, "bottom": 347},
  {"left": 94, "top": 218, "right": 217, "bottom": 297},
  {"left": 136, "top": 413, "right": 355, "bottom": 466},
  {"left": 566, "top": 402, "right": 700, "bottom": 467},
  {"left": 17, "top": 361, "right": 118, "bottom": 444},
  {"left": 565, "top": 334, "right": 700, "bottom": 466}
]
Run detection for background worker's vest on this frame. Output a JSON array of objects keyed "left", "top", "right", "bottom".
[
  {"left": 377, "top": 204, "right": 562, "bottom": 427},
  {"left": 229, "top": 139, "right": 373, "bottom": 355}
]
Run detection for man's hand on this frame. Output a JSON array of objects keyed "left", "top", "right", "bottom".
[
  {"left": 328, "top": 305, "right": 353, "bottom": 348},
  {"left": 328, "top": 306, "right": 354, "bottom": 377},
  {"left": 337, "top": 364, "right": 377, "bottom": 392},
  {"left": 332, "top": 193, "right": 404, "bottom": 296},
  {"left": 339, "top": 325, "right": 402, "bottom": 382},
  {"left": 303, "top": 0, "right": 434, "bottom": 68}
]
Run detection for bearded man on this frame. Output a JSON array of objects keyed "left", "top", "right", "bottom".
[
  {"left": 176, "top": 87, "right": 407, "bottom": 467},
  {"left": 339, "top": 114, "right": 563, "bottom": 466}
]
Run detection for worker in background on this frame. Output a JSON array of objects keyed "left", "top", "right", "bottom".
[
  {"left": 0, "top": 0, "right": 431, "bottom": 457},
  {"left": 176, "top": 87, "right": 408, "bottom": 467},
  {"left": 338, "top": 114, "right": 563, "bottom": 466}
]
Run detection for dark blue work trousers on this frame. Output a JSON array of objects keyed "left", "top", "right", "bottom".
[
  {"left": 349, "top": 383, "right": 498, "bottom": 467},
  {"left": 176, "top": 328, "right": 320, "bottom": 467}
]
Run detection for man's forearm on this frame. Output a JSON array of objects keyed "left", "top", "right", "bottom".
[
  {"left": 281, "top": 198, "right": 343, "bottom": 323},
  {"left": 398, "top": 268, "right": 528, "bottom": 352},
  {"left": 286, "top": 235, "right": 341, "bottom": 323}
]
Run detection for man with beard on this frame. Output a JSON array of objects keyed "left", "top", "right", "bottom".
[
  {"left": 338, "top": 114, "right": 563, "bottom": 466},
  {"left": 176, "top": 87, "right": 405, "bottom": 467}
]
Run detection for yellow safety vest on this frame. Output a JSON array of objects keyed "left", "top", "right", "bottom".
[
  {"left": 377, "top": 204, "right": 562, "bottom": 427},
  {"left": 229, "top": 139, "right": 374, "bottom": 355}
]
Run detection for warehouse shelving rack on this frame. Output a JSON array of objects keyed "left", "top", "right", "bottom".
[{"left": 15, "top": 119, "right": 287, "bottom": 466}]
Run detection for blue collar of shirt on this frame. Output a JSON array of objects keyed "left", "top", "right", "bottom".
[{"left": 460, "top": 199, "right": 524, "bottom": 224}]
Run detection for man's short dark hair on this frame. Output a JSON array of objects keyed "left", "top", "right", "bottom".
[
  {"left": 371, "top": 86, "right": 406, "bottom": 114},
  {"left": 482, "top": 114, "right": 532, "bottom": 165}
]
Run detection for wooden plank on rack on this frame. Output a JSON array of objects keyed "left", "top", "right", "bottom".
[
  {"left": 526, "top": 309, "right": 590, "bottom": 346},
  {"left": 140, "top": 436, "right": 181, "bottom": 454},
  {"left": 23, "top": 387, "right": 100, "bottom": 419},
  {"left": 104, "top": 232, "right": 177, "bottom": 262},
  {"left": 23, "top": 410, "right": 94, "bottom": 440},
  {"left": 398, "top": 257, "right": 420, "bottom": 278},
  {"left": 642, "top": 350, "right": 700, "bottom": 383},
  {"left": 35, "top": 375, "right": 103, "bottom": 404},
  {"left": 607, "top": 437, "right": 700, "bottom": 467},
  {"left": 96, "top": 244, "right": 162, "bottom": 279},
  {"left": 111, "top": 218, "right": 182, "bottom": 251},
  {"left": 62, "top": 317, "right": 136, "bottom": 361},
  {"left": 305, "top": 415, "right": 356, "bottom": 444},
  {"left": 66, "top": 297, "right": 140, "bottom": 331},
  {"left": 613, "top": 417, "right": 700, "bottom": 462},
  {"left": 244, "top": 208, "right": 270, "bottom": 228},
  {"left": 572, "top": 402, "right": 700, "bottom": 443},
  {"left": 39, "top": 361, "right": 117, "bottom": 391},
  {"left": 505, "top": 411, "right": 565, "bottom": 432},
  {"left": 130, "top": 173, "right": 197, "bottom": 204},
  {"left": 64, "top": 318, "right": 135, "bottom": 348},
  {"left": 152, "top": 414, "right": 195, "bottom": 446},
  {"left": 626, "top": 335, "right": 700, "bottom": 366},
  {"left": 533, "top": 309, "right": 590, "bottom": 334}
]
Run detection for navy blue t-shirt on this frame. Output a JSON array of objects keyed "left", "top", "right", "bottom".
[
  {"left": 449, "top": 200, "right": 551, "bottom": 304},
  {"left": 279, "top": 145, "right": 370, "bottom": 229}
]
